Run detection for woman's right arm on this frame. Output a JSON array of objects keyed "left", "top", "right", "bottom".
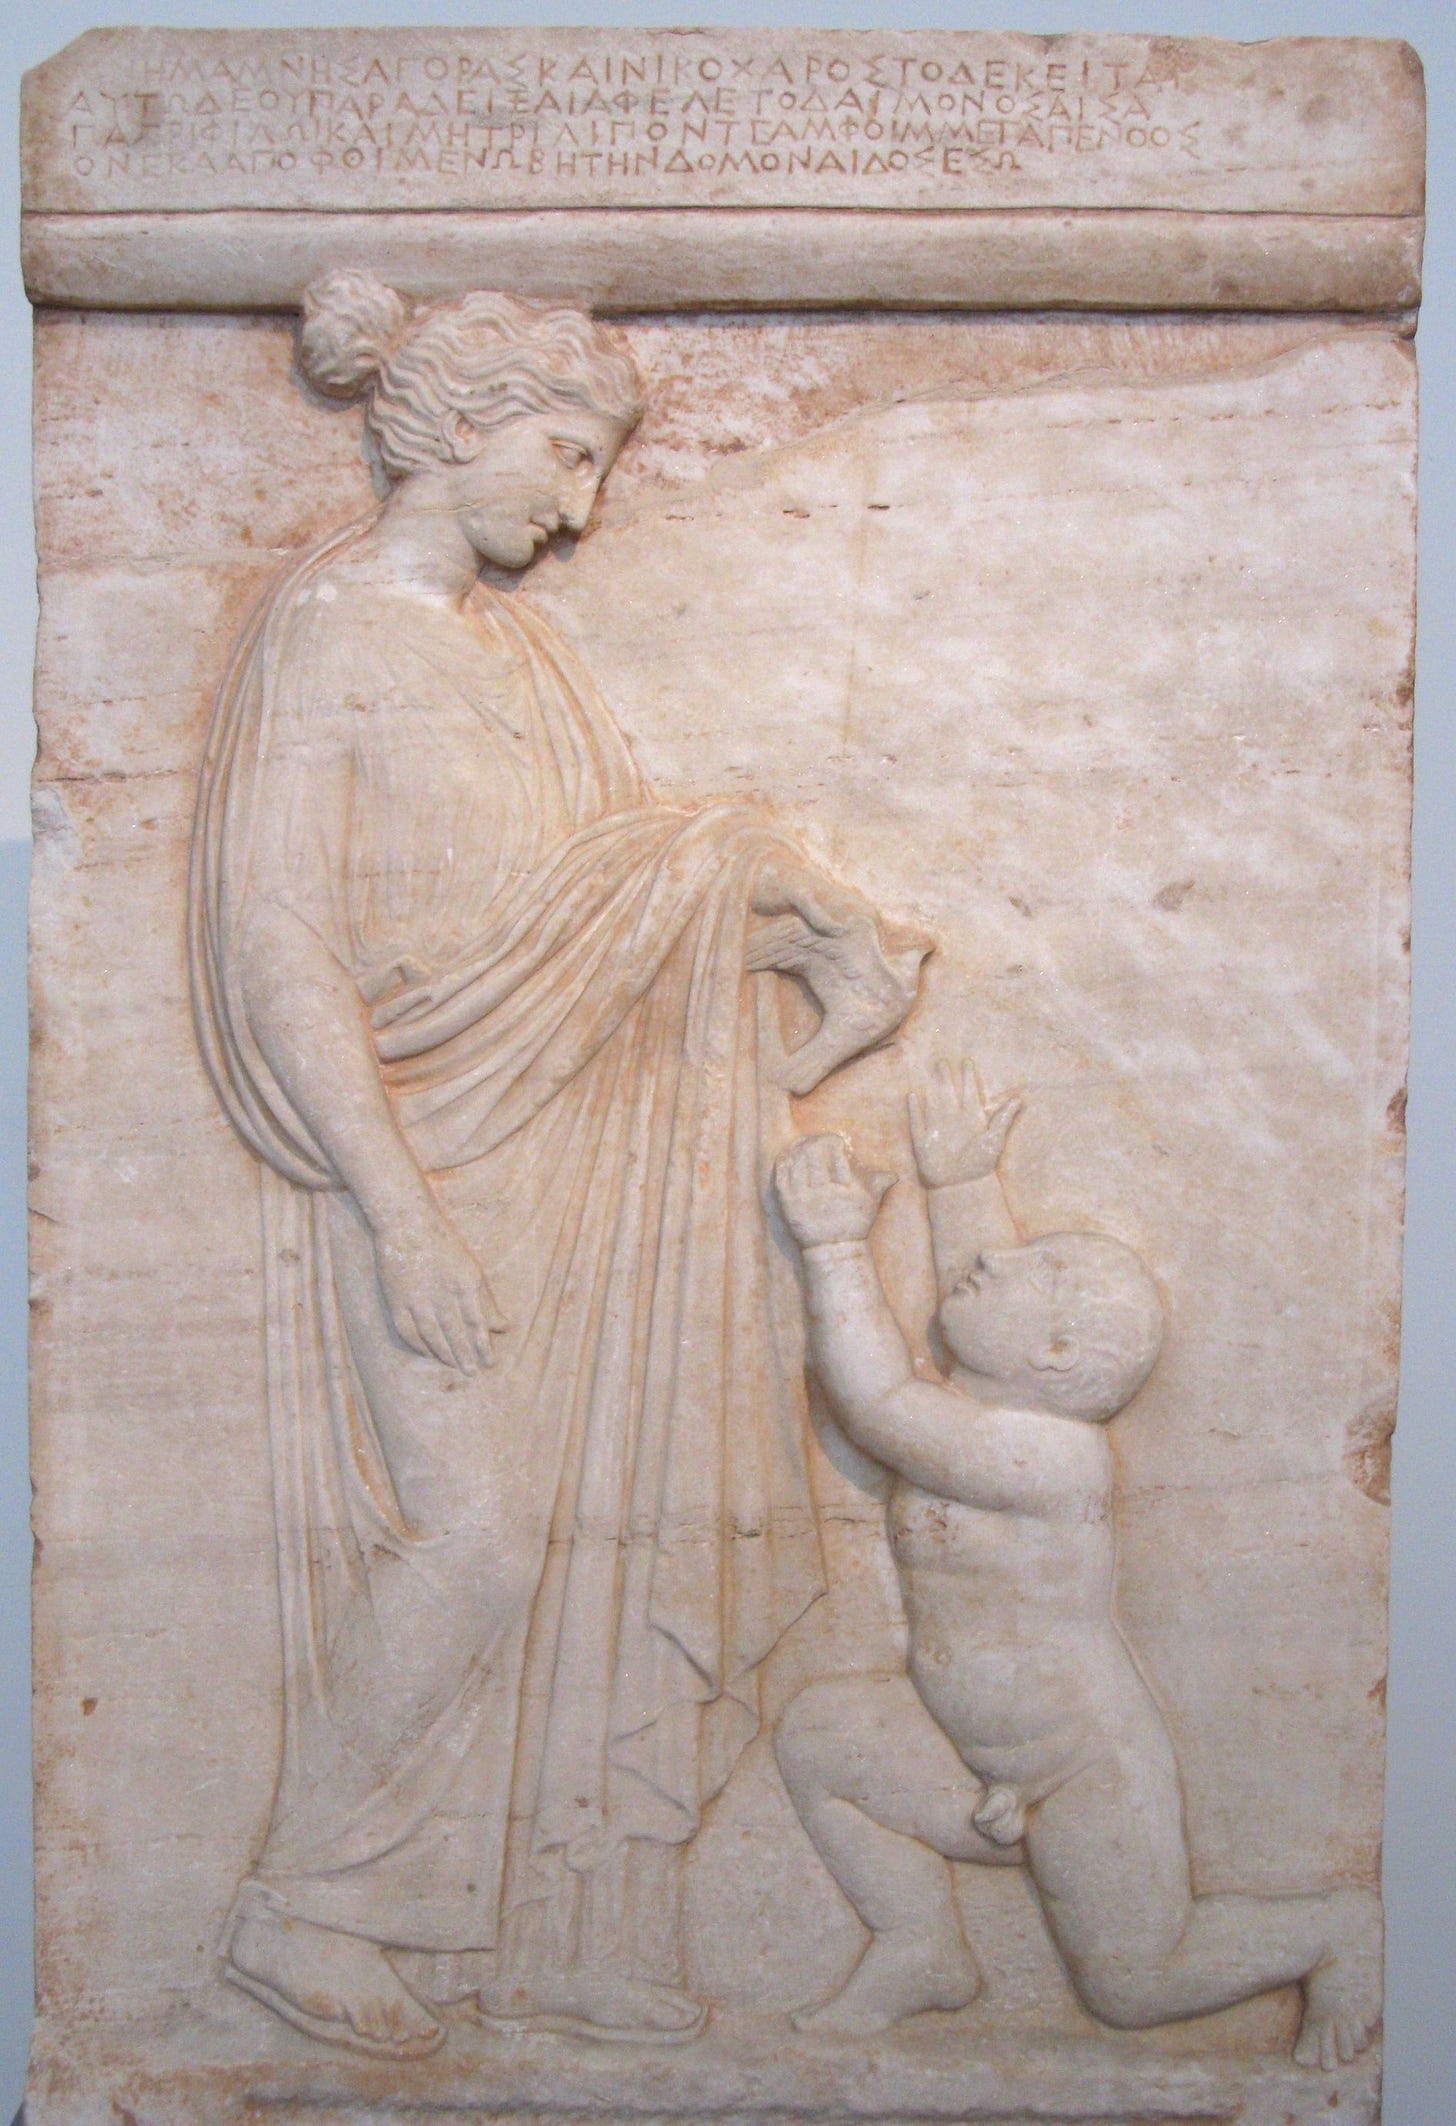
[{"left": 236, "top": 900, "right": 505, "bottom": 1373}]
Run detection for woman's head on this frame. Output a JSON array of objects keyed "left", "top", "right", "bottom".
[
  {"left": 297, "top": 269, "right": 643, "bottom": 569},
  {"left": 297, "top": 268, "right": 644, "bottom": 480}
]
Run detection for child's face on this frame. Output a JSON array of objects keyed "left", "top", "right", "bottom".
[
  {"left": 939, "top": 1238, "right": 1067, "bottom": 1382},
  {"left": 940, "top": 1229, "right": 1163, "bottom": 1421}
]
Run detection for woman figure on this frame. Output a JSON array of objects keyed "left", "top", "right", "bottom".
[{"left": 189, "top": 270, "right": 922, "bottom": 2058}]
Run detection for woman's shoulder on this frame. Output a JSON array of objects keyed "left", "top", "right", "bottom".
[{"left": 258, "top": 551, "right": 532, "bottom": 718}]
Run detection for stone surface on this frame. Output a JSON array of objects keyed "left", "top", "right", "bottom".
[
  {"left": 23, "top": 28, "right": 1424, "bottom": 214},
  {"left": 22, "top": 29, "right": 1419, "bottom": 2126},
  {"left": 20, "top": 29, "right": 1424, "bottom": 311}
]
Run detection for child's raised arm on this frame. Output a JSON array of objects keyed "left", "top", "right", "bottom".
[
  {"left": 773, "top": 1136, "right": 914, "bottom": 1435},
  {"left": 773, "top": 1135, "right": 1067, "bottom": 1510},
  {"left": 908, "top": 1060, "right": 1022, "bottom": 1297}
]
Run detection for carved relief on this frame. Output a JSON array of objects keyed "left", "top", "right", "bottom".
[
  {"left": 186, "top": 270, "right": 925, "bottom": 2057},
  {"left": 771, "top": 1069, "right": 1382, "bottom": 2068},
  {"left": 21, "top": 36, "right": 1422, "bottom": 2125},
  {"left": 177, "top": 270, "right": 1393, "bottom": 2087}
]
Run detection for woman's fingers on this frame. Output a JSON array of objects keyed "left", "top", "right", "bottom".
[
  {"left": 458, "top": 1272, "right": 509, "bottom": 1370},
  {"left": 374, "top": 1204, "right": 509, "bottom": 1373},
  {"left": 436, "top": 1292, "right": 482, "bottom": 1376},
  {"left": 774, "top": 1026, "right": 838, "bottom": 1096},
  {"left": 404, "top": 1300, "right": 452, "bottom": 1369},
  {"left": 744, "top": 913, "right": 814, "bottom": 972},
  {"left": 394, "top": 1304, "right": 429, "bottom": 1361}
]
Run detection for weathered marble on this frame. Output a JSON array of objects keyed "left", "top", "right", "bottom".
[
  {"left": 21, "top": 29, "right": 1424, "bottom": 310},
  {"left": 22, "top": 29, "right": 1420, "bottom": 2126}
]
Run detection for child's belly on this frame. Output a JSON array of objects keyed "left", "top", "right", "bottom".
[{"left": 902, "top": 1571, "right": 1155, "bottom": 1802}]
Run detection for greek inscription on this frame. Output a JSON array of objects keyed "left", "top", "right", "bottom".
[{"left": 57, "top": 42, "right": 1205, "bottom": 196}]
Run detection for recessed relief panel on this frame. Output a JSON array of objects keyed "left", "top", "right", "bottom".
[{"left": 23, "top": 30, "right": 1418, "bottom": 2126}]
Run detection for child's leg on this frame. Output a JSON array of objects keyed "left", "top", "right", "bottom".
[
  {"left": 774, "top": 1672, "right": 1018, "bottom": 2035},
  {"left": 1027, "top": 1739, "right": 1381, "bottom": 2066}
]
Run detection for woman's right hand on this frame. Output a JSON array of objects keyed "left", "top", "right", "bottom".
[{"left": 369, "top": 1193, "right": 509, "bottom": 1374}]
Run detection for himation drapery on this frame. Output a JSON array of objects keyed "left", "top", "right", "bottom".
[{"left": 188, "top": 526, "right": 829, "bottom": 1954}]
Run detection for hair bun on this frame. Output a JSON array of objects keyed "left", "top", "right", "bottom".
[{"left": 298, "top": 268, "right": 413, "bottom": 398}]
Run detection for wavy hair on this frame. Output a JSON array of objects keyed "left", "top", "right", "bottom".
[{"left": 298, "top": 268, "right": 644, "bottom": 479}]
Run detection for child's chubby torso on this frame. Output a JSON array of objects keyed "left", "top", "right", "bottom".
[{"left": 887, "top": 1409, "right": 1151, "bottom": 1795}]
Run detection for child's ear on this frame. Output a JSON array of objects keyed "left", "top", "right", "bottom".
[{"left": 1030, "top": 1335, "right": 1080, "bottom": 1375}]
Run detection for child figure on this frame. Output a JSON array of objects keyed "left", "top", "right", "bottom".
[{"left": 771, "top": 1063, "right": 1380, "bottom": 2069}]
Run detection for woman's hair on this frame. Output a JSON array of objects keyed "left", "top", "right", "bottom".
[{"left": 297, "top": 268, "right": 644, "bottom": 479}]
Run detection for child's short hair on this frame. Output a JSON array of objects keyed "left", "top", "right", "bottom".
[{"left": 1035, "top": 1232, "right": 1164, "bottom": 1420}]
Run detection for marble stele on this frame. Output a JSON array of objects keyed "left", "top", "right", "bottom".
[{"left": 21, "top": 28, "right": 1421, "bottom": 2126}]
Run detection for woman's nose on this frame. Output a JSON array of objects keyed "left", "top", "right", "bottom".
[{"left": 559, "top": 473, "right": 600, "bottom": 534}]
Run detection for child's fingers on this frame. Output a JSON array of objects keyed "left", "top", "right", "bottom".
[{"left": 988, "top": 1094, "right": 1023, "bottom": 1144}]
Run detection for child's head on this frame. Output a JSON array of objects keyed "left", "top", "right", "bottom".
[{"left": 938, "top": 1231, "right": 1163, "bottom": 1422}]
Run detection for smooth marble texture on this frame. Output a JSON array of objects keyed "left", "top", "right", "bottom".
[{"left": 21, "top": 29, "right": 1421, "bottom": 2126}]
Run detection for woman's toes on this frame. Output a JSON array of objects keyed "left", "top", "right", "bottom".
[{"left": 351, "top": 1976, "right": 440, "bottom": 2048}]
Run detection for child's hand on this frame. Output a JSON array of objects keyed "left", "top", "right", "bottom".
[
  {"left": 908, "top": 1059, "right": 1021, "bottom": 1188},
  {"left": 774, "top": 1134, "right": 895, "bottom": 1248}
]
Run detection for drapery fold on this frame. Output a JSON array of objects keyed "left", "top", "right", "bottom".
[{"left": 188, "top": 529, "right": 831, "bottom": 1951}]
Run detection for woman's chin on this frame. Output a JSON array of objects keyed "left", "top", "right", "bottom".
[{"left": 470, "top": 528, "right": 544, "bottom": 572}]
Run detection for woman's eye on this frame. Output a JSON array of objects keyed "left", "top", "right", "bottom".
[{"left": 553, "top": 441, "right": 588, "bottom": 471}]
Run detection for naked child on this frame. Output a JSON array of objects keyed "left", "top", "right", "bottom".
[
  {"left": 772, "top": 1069, "right": 1383, "bottom": 2069},
  {"left": 21, "top": 26, "right": 1419, "bottom": 2126}
]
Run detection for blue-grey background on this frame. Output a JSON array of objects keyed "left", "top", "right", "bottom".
[{"left": 1, "top": 2, "right": 1451, "bottom": 2120}]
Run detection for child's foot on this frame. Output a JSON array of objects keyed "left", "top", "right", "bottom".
[
  {"left": 1294, "top": 1888, "right": 1383, "bottom": 2071},
  {"left": 792, "top": 1926, "right": 980, "bottom": 2037}
]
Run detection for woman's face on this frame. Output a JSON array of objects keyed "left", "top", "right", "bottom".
[{"left": 442, "top": 404, "right": 630, "bottom": 570}]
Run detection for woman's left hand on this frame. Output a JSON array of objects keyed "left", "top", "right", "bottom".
[{"left": 748, "top": 860, "right": 929, "bottom": 1096}]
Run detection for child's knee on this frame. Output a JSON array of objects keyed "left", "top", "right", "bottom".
[
  {"left": 1077, "top": 1974, "right": 1154, "bottom": 2029},
  {"left": 1063, "top": 1947, "right": 1170, "bottom": 2031}
]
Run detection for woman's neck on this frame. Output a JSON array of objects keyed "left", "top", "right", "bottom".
[{"left": 354, "top": 477, "right": 481, "bottom": 604}]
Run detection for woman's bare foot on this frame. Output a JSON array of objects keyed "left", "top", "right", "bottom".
[
  {"left": 1294, "top": 1888, "right": 1383, "bottom": 2071},
  {"left": 792, "top": 1925, "right": 981, "bottom": 2037},
  {"left": 227, "top": 1908, "right": 444, "bottom": 2059},
  {"left": 472, "top": 1968, "right": 707, "bottom": 2044}
]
